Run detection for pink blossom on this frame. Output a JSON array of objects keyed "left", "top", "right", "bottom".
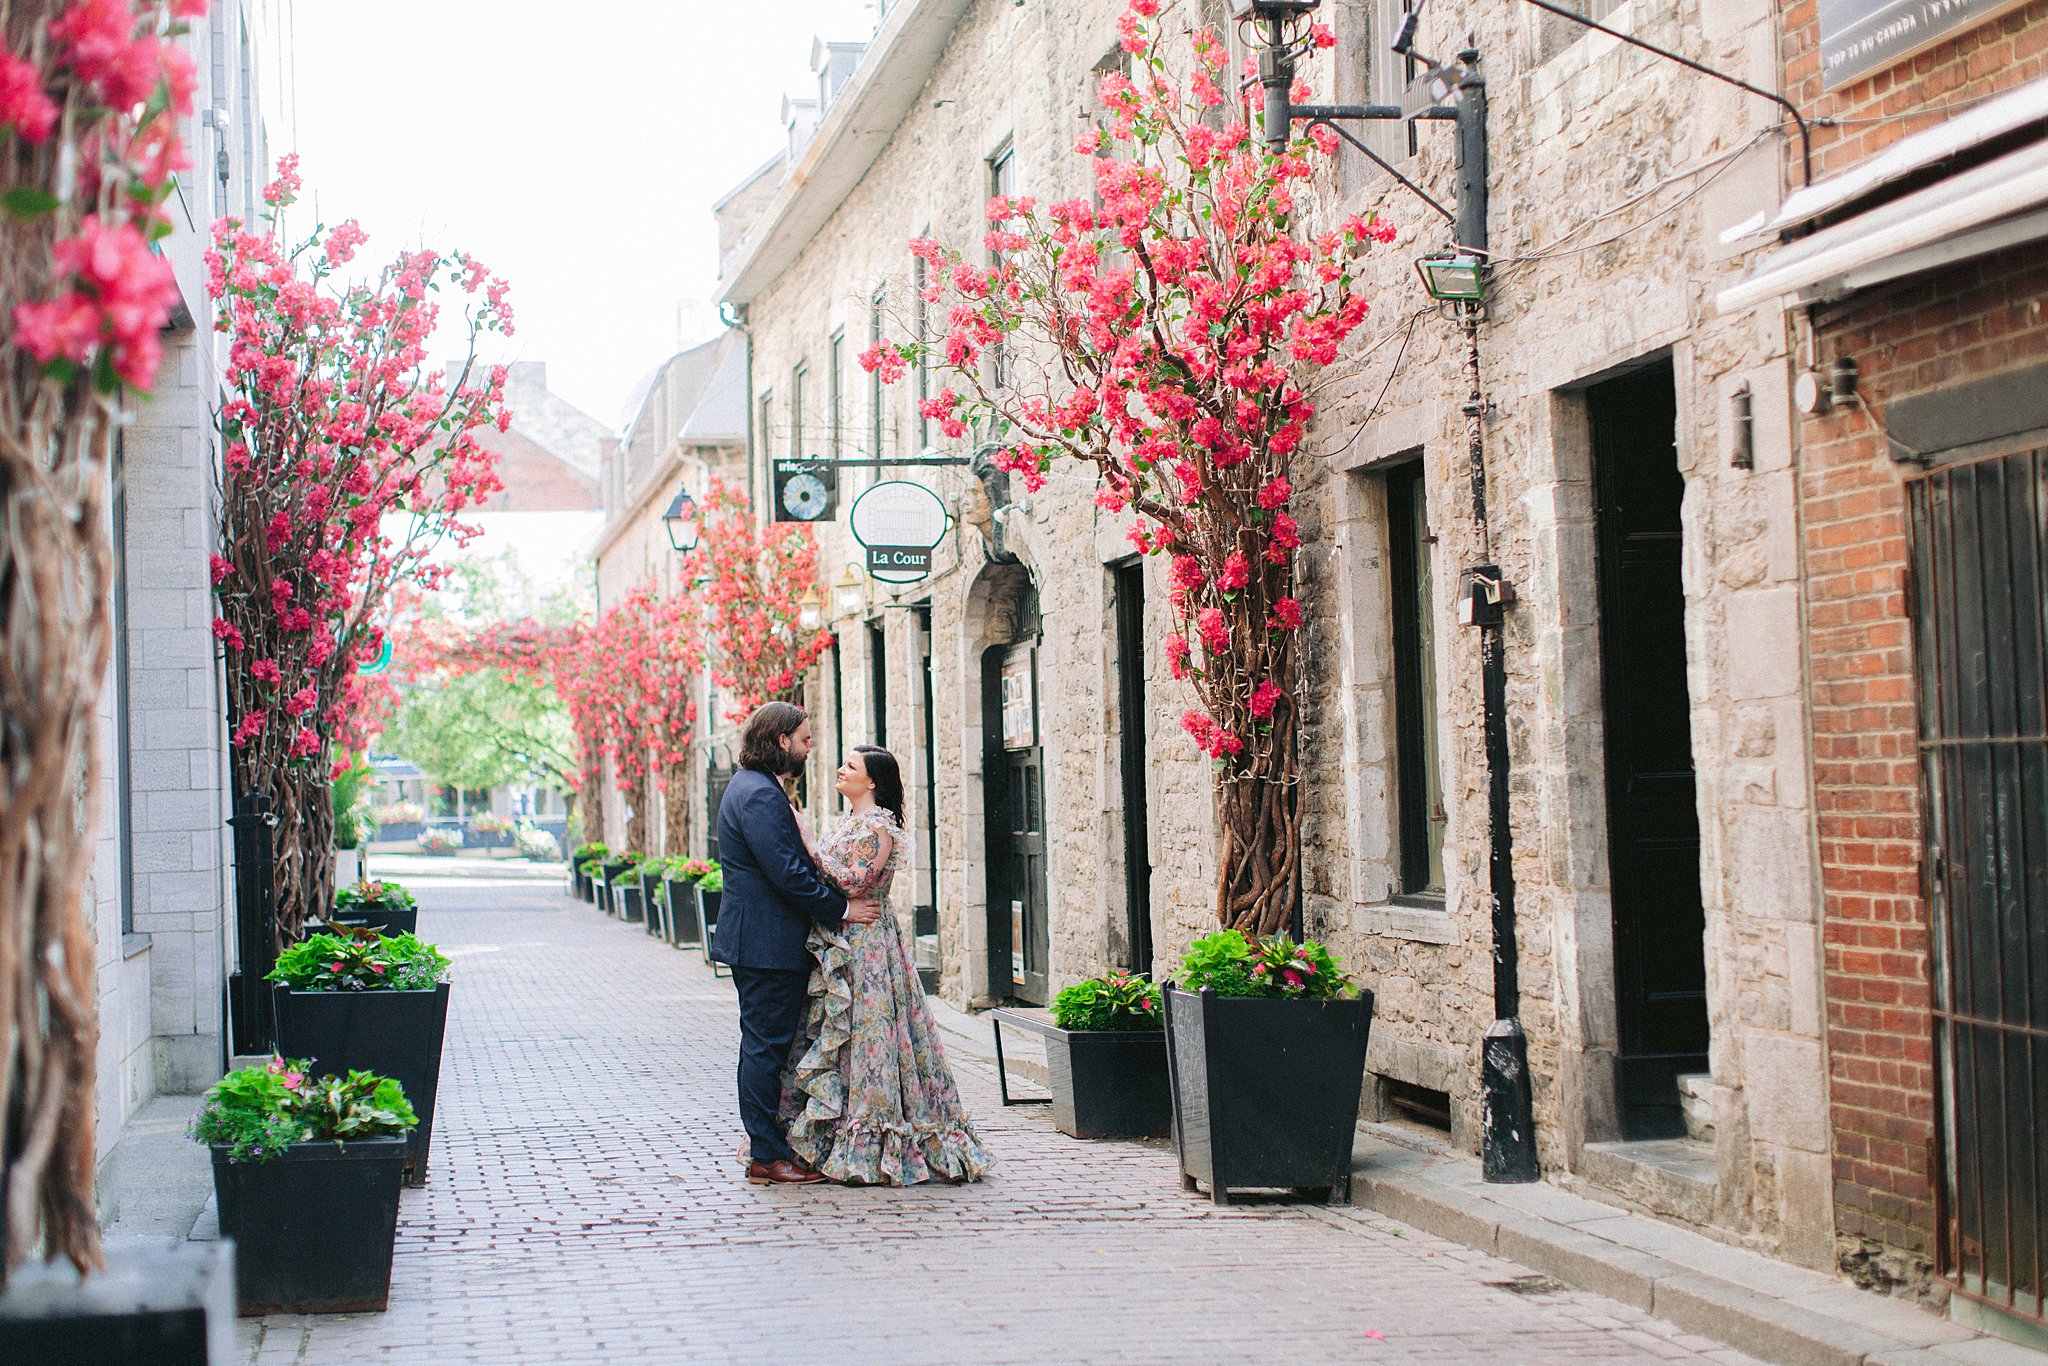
[{"left": 0, "top": 52, "right": 58, "bottom": 143}]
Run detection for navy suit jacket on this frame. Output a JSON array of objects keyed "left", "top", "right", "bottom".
[{"left": 709, "top": 768, "right": 848, "bottom": 971}]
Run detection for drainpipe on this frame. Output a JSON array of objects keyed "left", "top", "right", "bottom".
[
  {"left": 720, "top": 301, "right": 756, "bottom": 509},
  {"left": 1447, "top": 56, "right": 1537, "bottom": 1185}
]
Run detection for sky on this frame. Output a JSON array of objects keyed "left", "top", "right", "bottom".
[{"left": 288, "top": 0, "right": 873, "bottom": 429}]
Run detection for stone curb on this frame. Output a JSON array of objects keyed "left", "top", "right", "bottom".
[{"left": 1344, "top": 1131, "right": 2048, "bottom": 1366}]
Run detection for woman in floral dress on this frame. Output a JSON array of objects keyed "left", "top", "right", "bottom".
[{"left": 782, "top": 744, "right": 991, "bottom": 1185}]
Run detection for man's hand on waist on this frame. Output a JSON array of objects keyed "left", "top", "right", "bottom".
[{"left": 843, "top": 898, "right": 883, "bottom": 926}]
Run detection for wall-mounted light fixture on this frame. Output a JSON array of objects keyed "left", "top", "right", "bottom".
[
  {"left": 1730, "top": 381, "right": 1755, "bottom": 470},
  {"left": 662, "top": 487, "right": 700, "bottom": 553},
  {"left": 833, "top": 563, "right": 867, "bottom": 618},
  {"left": 797, "top": 585, "right": 824, "bottom": 633},
  {"left": 1417, "top": 252, "right": 1486, "bottom": 302}
]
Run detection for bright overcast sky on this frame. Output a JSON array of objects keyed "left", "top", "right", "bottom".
[{"left": 289, "top": 0, "right": 873, "bottom": 428}]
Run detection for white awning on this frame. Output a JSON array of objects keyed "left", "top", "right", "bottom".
[
  {"left": 1715, "top": 136, "right": 2048, "bottom": 313},
  {"left": 1720, "top": 75, "right": 2048, "bottom": 245}
]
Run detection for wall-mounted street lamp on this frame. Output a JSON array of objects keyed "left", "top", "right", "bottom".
[
  {"left": 1416, "top": 253, "right": 1487, "bottom": 302},
  {"left": 663, "top": 487, "right": 700, "bottom": 554},
  {"left": 833, "top": 563, "right": 867, "bottom": 618},
  {"left": 797, "top": 585, "right": 824, "bottom": 633}
]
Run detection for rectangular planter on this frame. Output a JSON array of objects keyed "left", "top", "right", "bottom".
[
  {"left": 696, "top": 886, "right": 722, "bottom": 967},
  {"left": 211, "top": 1138, "right": 406, "bottom": 1315},
  {"left": 1162, "top": 986, "right": 1373, "bottom": 1204},
  {"left": 639, "top": 873, "right": 663, "bottom": 935},
  {"left": 1046, "top": 1027, "right": 1172, "bottom": 1139},
  {"left": 664, "top": 878, "right": 702, "bottom": 946},
  {"left": 616, "top": 879, "right": 645, "bottom": 923},
  {"left": 273, "top": 982, "right": 450, "bottom": 1188},
  {"left": 598, "top": 859, "right": 635, "bottom": 915},
  {"left": 0, "top": 1240, "right": 233, "bottom": 1362}
]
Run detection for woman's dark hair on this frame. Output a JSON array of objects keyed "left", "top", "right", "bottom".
[
  {"left": 739, "top": 701, "right": 808, "bottom": 774},
  {"left": 854, "top": 744, "right": 905, "bottom": 828}
]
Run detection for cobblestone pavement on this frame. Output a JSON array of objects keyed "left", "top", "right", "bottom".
[{"left": 238, "top": 876, "right": 1765, "bottom": 1366}]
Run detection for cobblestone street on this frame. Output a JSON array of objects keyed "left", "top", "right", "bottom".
[{"left": 237, "top": 875, "right": 1765, "bottom": 1365}]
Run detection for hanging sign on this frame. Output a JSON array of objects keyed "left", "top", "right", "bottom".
[
  {"left": 848, "top": 480, "right": 951, "bottom": 584},
  {"left": 773, "top": 458, "right": 838, "bottom": 523},
  {"left": 1817, "top": 0, "right": 2029, "bottom": 89}
]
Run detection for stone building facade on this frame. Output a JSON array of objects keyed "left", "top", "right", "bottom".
[
  {"left": 592, "top": 331, "right": 749, "bottom": 854},
  {"left": 1717, "top": 0, "right": 2048, "bottom": 1335},
  {"left": 717, "top": 0, "right": 1840, "bottom": 1281}
]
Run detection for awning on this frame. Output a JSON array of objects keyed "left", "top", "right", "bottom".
[
  {"left": 1715, "top": 136, "right": 2048, "bottom": 313},
  {"left": 1721, "top": 74, "right": 2048, "bottom": 245}
]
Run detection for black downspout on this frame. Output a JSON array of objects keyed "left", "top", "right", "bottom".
[
  {"left": 226, "top": 791, "right": 278, "bottom": 1054},
  {"left": 1451, "top": 57, "right": 1538, "bottom": 1184}
]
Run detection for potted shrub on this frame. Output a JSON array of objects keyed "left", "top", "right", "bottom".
[
  {"left": 328, "top": 879, "right": 418, "bottom": 937},
  {"left": 469, "top": 811, "right": 513, "bottom": 851},
  {"left": 415, "top": 826, "right": 463, "bottom": 857},
  {"left": 269, "top": 931, "right": 452, "bottom": 1188},
  {"left": 571, "top": 843, "right": 609, "bottom": 902},
  {"left": 663, "top": 858, "right": 717, "bottom": 947},
  {"left": 516, "top": 821, "right": 560, "bottom": 862},
  {"left": 373, "top": 798, "right": 426, "bottom": 845},
  {"left": 1163, "top": 931, "right": 1372, "bottom": 1205},
  {"left": 190, "top": 1058, "right": 417, "bottom": 1314},
  {"left": 1044, "top": 972, "right": 1171, "bottom": 1139},
  {"left": 598, "top": 853, "right": 640, "bottom": 919},
  {"left": 613, "top": 854, "right": 648, "bottom": 924}
]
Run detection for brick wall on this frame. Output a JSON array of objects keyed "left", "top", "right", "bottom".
[
  {"left": 1786, "top": 0, "right": 2048, "bottom": 177},
  {"left": 1782, "top": 0, "right": 2048, "bottom": 1286}
]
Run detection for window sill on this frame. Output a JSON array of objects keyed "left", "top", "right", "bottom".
[
  {"left": 1350, "top": 901, "right": 1456, "bottom": 944},
  {"left": 121, "top": 931, "right": 152, "bottom": 961}
]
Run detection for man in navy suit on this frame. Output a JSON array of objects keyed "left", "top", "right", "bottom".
[{"left": 711, "top": 701, "right": 880, "bottom": 1185}]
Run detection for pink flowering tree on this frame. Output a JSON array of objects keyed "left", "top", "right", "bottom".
[
  {"left": 695, "top": 478, "right": 834, "bottom": 725},
  {"left": 209, "top": 157, "right": 512, "bottom": 943},
  {"left": 863, "top": 1, "right": 1388, "bottom": 935},
  {"left": 0, "top": 0, "right": 200, "bottom": 1283}
]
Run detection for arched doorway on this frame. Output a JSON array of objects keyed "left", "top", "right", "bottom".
[{"left": 975, "top": 565, "right": 1047, "bottom": 1003}]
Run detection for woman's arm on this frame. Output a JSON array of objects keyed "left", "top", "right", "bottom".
[{"left": 815, "top": 821, "right": 894, "bottom": 900}]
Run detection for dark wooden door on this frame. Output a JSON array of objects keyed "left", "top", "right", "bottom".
[
  {"left": 1114, "top": 561, "right": 1154, "bottom": 974},
  {"left": 1590, "top": 359, "right": 1709, "bottom": 1138},
  {"left": 1910, "top": 447, "right": 2047, "bottom": 1328},
  {"left": 981, "top": 644, "right": 1049, "bottom": 1004}
]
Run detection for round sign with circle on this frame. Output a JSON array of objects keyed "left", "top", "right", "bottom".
[
  {"left": 358, "top": 635, "right": 395, "bottom": 676},
  {"left": 848, "top": 481, "right": 952, "bottom": 585}
]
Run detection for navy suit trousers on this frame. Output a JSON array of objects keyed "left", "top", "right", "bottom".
[{"left": 731, "top": 964, "right": 811, "bottom": 1164}]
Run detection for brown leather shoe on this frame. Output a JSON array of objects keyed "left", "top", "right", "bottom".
[{"left": 746, "top": 1158, "right": 826, "bottom": 1185}]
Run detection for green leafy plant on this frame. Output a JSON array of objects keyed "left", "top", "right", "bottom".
[
  {"left": 1052, "top": 971, "right": 1163, "bottom": 1031},
  {"left": 269, "top": 931, "right": 450, "bottom": 993},
  {"left": 1177, "top": 929, "right": 1353, "bottom": 1000},
  {"left": 416, "top": 827, "right": 463, "bottom": 856},
  {"left": 334, "top": 879, "right": 416, "bottom": 917},
  {"left": 373, "top": 799, "right": 426, "bottom": 825},
  {"left": 573, "top": 842, "right": 610, "bottom": 875},
  {"left": 329, "top": 755, "right": 378, "bottom": 850},
  {"left": 515, "top": 822, "right": 559, "bottom": 860},
  {"left": 190, "top": 1056, "right": 417, "bottom": 1164}
]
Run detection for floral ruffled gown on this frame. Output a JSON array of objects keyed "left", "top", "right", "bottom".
[{"left": 780, "top": 806, "right": 992, "bottom": 1184}]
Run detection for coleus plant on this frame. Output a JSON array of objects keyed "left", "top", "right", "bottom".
[
  {"left": 861, "top": 1, "right": 1390, "bottom": 934},
  {"left": 208, "top": 156, "right": 513, "bottom": 943}
]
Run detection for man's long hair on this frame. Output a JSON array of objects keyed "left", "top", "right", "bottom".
[{"left": 738, "top": 701, "right": 807, "bottom": 775}]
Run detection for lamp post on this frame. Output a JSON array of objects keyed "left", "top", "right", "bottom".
[
  {"left": 1235, "top": 0, "right": 1536, "bottom": 1184},
  {"left": 663, "top": 487, "right": 700, "bottom": 554}
]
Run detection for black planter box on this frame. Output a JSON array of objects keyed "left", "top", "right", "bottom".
[
  {"left": 638, "top": 874, "right": 663, "bottom": 935},
  {"left": 1046, "top": 1027, "right": 1172, "bottom": 1139},
  {"left": 273, "top": 983, "right": 450, "bottom": 1187},
  {"left": 1162, "top": 986, "right": 1373, "bottom": 1204},
  {"left": 211, "top": 1138, "right": 406, "bottom": 1315},
  {"left": 616, "top": 880, "right": 645, "bottom": 923},
  {"left": 327, "top": 906, "right": 417, "bottom": 937},
  {"left": 0, "top": 1239, "right": 233, "bottom": 1362},
  {"left": 696, "top": 886, "right": 722, "bottom": 966},
  {"left": 598, "top": 859, "right": 634, "bottom": 915},
  {"left": 664, "top": 878, "right": 701, "bottom": 946}
]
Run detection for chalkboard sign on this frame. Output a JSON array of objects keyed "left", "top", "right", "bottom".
[{"left": 1820, "top": 0, "right": 2030, "bottom": 91}]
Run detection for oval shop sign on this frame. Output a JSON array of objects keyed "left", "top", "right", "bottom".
[{"left": 848, "top": 480, "right": 952, "bottom": 585}]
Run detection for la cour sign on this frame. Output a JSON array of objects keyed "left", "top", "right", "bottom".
[{"left": 849, "top": 481, "right": 951, "bottom": 585}]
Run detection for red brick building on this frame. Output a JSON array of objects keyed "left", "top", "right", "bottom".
[{"left": 1720, "top": 0, "right": 2048, "bottom": 1337}]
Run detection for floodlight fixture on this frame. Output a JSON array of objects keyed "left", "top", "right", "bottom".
[{"left": 1416, "top": 252, "right": 1486, "bottom": 302}]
